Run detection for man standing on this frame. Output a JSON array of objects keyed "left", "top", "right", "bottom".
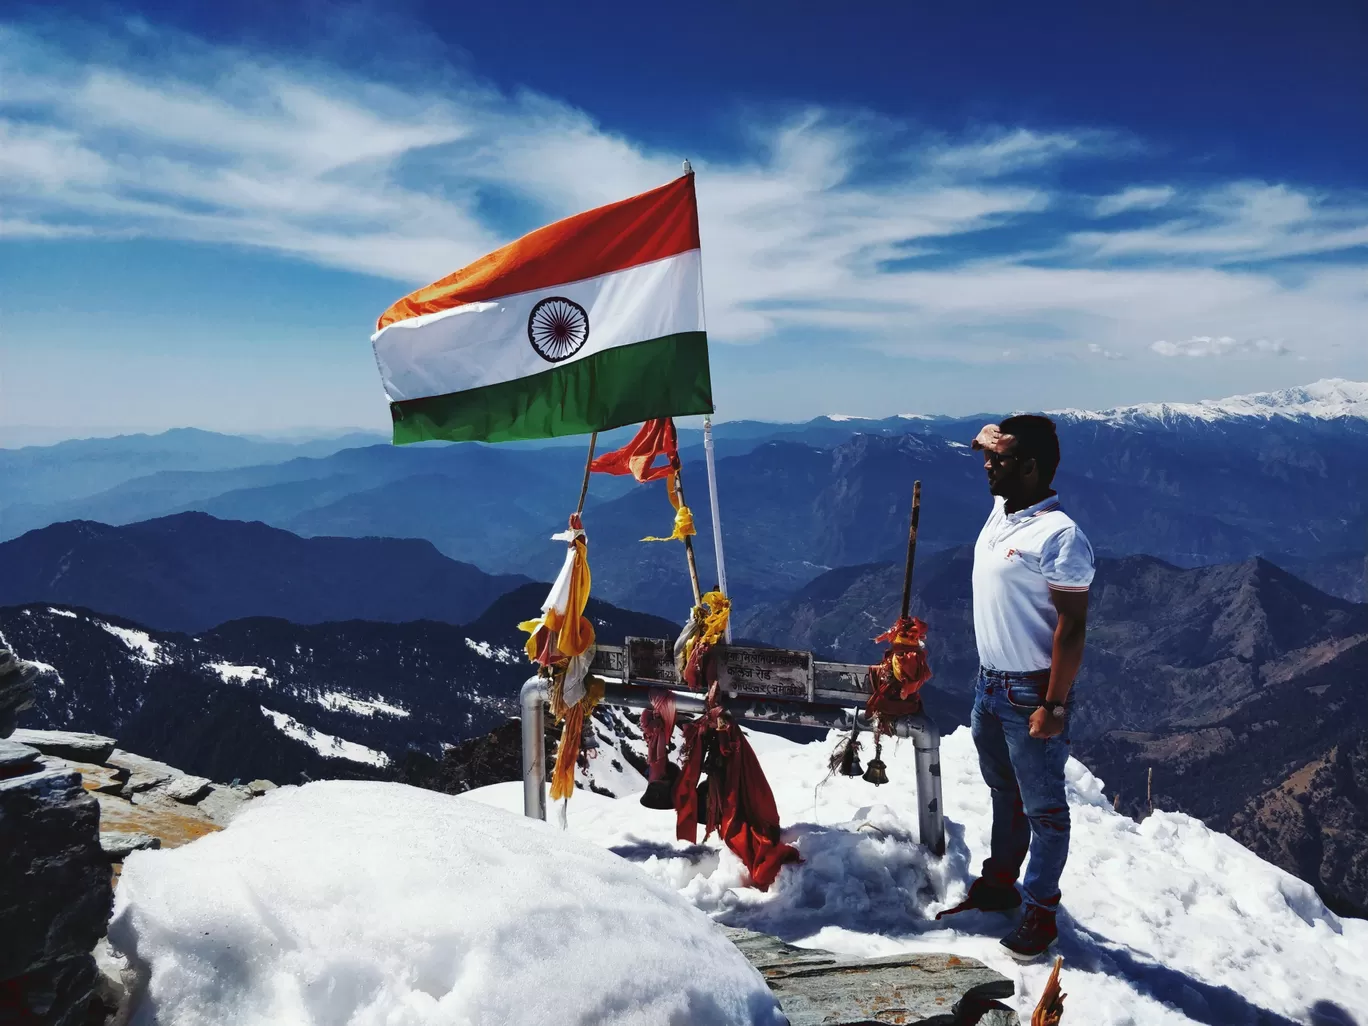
[{"left": 938, "top": 415, "right": 1093, "bottom": 961}]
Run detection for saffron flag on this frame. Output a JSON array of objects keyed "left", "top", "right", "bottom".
[{"left": 372, "top": 175, "right": 713, "bottom": 444}]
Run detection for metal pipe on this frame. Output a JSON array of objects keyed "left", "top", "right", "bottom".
[
  {"left": 912, "top": 718, "right": 945, "bottom": 856},
  {"left": 520, "top": 677, "right": 548, "bottom": 821}
]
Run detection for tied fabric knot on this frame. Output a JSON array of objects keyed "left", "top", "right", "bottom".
[
  {"left": 643, "top": 502, "right": 695, "bottom": 543},
  {"left": 868, "top": 616, "right": 932, "bottom": 726},
  {"left": 680, "top": 591, "right": 730, "bottom": 689}
]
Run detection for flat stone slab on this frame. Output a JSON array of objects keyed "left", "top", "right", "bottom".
[
  {"left": 106, "top": 751, "right": 178, "bottom": 795},
  {"left": 246, "top": 779, "right": 277, "bottom": 796},
  {"left": 0, "top": 738, "right": 40, "bottom": 774},
  {"left": 11, "top": 729, "right": 117, "bottom": 765},
  {"left": 724, "top": 928, "right": 1018, "bottom": 1026},
  {"left": 101, "top": 831, "right": 162, "bottom": 861},
  {"left": 163, "top": 775, "right": 213, "bottom": 804}
]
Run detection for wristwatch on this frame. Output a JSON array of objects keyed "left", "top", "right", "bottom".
[{"left": 1041, "top": 700, "right": 1066, "bottom": 719}]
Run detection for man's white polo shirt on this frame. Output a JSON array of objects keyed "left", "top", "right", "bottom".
[{"left": 972, "top": 493, "right": 1094, "bottom": 673}]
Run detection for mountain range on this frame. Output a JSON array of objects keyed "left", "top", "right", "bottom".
[
  {"left": 0, "top": 589, "right": 677, "bottom": 788},
  {"left": 0, "top": 513, "right": 530, "bottom": 633},
  {"left": 3, "top": 380, "right": 1364, "bottom": 618}
]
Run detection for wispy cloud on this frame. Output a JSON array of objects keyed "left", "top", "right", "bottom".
[
  {"left": 1150, "top": 336, "right": 1291, "bottom": 358},
  {"left": 1, "top": 16, "right": 1365, "bottom": 369},
  {"left": 1093, "top": 185, "right": 1175, "bottom": 217}
]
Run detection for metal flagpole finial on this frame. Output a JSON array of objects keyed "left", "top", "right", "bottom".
[{"left": 682, "top": 159, "right": 693, "bottom": 175}]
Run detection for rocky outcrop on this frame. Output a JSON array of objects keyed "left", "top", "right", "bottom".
[
  {"left": 725, "top": 927, "right": 1019, "bottom": 1025},
  {"left": 0, "top": 741, "right": 112, "bottom": 1026},
  {"left": 1230, "top": 731, "right": 1368, "bottom": 918},
  {"left": 2, "top": 724, "right": 261, "bottom": 1024},
  {"left": 0, "top": 648, "right": 38, "bottom": 739},
  {"left": 11, "top": 730, "right": 117, "bottom": 766}
]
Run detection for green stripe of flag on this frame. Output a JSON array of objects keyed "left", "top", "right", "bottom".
[{"left": 389, "top": 332, "right": 713, "bottom": 444}]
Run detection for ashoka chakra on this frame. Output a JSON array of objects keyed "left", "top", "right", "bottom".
[{"left": 527, "top": 296, "right": 590, "bottom": 363}]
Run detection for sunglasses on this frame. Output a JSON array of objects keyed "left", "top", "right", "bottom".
[{"left": 983, "top": 450, "right": 1019, "bottom": 467}]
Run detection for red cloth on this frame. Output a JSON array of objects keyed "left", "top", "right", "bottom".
[
  {"left": 589, "top": 419, "right": 679, "bottom": 482},
  {"left": 867, "top": 616, "right": 932, "bottom": 724},
  {"left": 674, "top": 714, "right": 800, "bottom": 891},
  {"left": 639, "top": 688, "right": 677, "bottom": 782}
]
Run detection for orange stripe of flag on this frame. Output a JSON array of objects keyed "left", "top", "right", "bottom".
[{"left": 377, "top": 174, "right": 701, "bottom": 331}]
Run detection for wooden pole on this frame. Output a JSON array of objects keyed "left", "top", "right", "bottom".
[
  {"left": 673, "top": 466, "right": 704, "bottom": 606},
  {"left": 899, "top": 480, "right": 923, "bottom": 620},
  {"left": 575, "top": 431, "right": 599, "bottom": 516}
]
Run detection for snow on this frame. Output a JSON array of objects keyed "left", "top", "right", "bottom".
[
  {"left": 470, "top": 725, "right": 1368, "bottom": 1026},
  {"left": 108, "top": 780, "right": 784, "bottom": 1026},
  {"left": 259, "top": 706, "right": 391, "bottom": 768},
  {"left": 99, "top": 622, "right": 163, "bottom": 663},
  {"left": 316, "top": 691, "right": 410, "bottom": 718},
  {"left": 46, "top": 607, "right": 78, "bottom": 618},
  {"left": 1053, "top": 378, "right": 1368, "bottom": 426},
  {"left": 207, "top": 662, "right": 273, "bottom": 685},
  {"left": 464, "top": 637, "right": 520, "bottom": 664}
]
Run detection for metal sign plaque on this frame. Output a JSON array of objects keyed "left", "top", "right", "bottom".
[
  {"left": 624, "top": 637, "right": 681, "bottom": 686},
  {"left": 589, "top": 645, "right": 626, "bottom": 679},
  {"left": 716, "top": 645, "right": 813, "bottom": 701}
]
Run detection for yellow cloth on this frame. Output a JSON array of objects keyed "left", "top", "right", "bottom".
[
  {"left": 682, "top": 590, "right": 731, "bottom": 668},
  {"left": 642, "top": 503, "right": 695, "bottom": 543},
  {"left": 519, "top": 536, "right": 595, "bottom": 662},
  {"left": 549, "top": 676, "right": 605, "bottom": 802},
  {"left": 642, "top": 470, "right": 696, "bottom": 543}
]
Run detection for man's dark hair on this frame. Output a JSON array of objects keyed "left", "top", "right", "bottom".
[{"left": 999, "top": 414, "right": 1061, "bottom": 485}]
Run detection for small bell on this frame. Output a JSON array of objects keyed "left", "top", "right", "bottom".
[
  {"left": 862, "top": 757, "right": 888, "bottom": 786},
  {"left": 639, "top": 762, "right": 679, "bottom": 810}
]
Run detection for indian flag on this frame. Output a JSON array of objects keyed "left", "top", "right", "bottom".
[{"left": 372, "top": 174, "right": 712, "bottom": 444}]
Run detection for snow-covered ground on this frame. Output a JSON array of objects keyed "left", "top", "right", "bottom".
[
  {"left": 100, "top": 622, "right": 164, "bottom": 663},
  {"left": 315, "top": 690, "right": 410, "bottom": 718},
  {"left": 471, "top": 725, "right": 1368, "bottom": 1026},
  {"left": 110, "top": 781, "right": 784, "bottom": 1026},
  {"left": 259, "top": 706, "right": 391, "bottom": 767},
  {"left": 207, "top": 661, "right": 273, "bottom": 685}
]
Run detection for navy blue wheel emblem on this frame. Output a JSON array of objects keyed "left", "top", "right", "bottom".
[{"left": 528, "top": 296, "right": 590, "bottom": 362}]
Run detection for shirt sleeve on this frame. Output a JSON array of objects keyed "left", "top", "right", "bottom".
[{"left": 1041, "top": 524, "right": 1094, "bottom": 591}]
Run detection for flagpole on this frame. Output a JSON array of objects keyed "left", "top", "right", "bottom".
[
  {"left": 683, "top": 158, "right": 731, "bottom": 639},
  {"left": 672, "top": 467, "right": 704, "bottom": 606},
  {"left": 575, "top": 431, "right": 599, "bottom": 516},
  {"left": 703, "top": 415, "right": 731, "bottom": 642}
]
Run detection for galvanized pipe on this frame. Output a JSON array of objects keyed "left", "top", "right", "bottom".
[
  {"left": 519, "top": 677, "right": 548, "bottom": 822},
  {"left": 517, "top": 676, "right": 946, "bottom": 856}
]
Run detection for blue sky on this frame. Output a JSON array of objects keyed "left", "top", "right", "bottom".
[{"left": 2, "top": 0, "right": 1366, "bottom": 439}]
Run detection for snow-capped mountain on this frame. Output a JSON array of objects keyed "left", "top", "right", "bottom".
[
  {"left": 1051, "top": 378, "right": 1368, "bottom": 427},
  {"left": 0, "top": 587, "right": 677, "bottom": 786}
]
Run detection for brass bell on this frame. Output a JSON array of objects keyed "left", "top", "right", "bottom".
[{"left": 862, "top": 757, "right": 888, "bottom": 786}]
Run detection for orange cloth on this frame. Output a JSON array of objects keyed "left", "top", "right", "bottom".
[{"left": 589, "top": 418, "right": 679, "bottom": 482}]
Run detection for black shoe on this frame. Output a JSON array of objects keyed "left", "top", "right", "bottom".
[
  {"left": 935, "top": 877, "right": 1022, "bottom": 919},
  {"left": 1000, "top": 904, "right": 1058, "bottom": 962}
]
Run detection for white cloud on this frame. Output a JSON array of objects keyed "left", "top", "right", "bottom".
[
  {"left": 1093, "top": 185, "right": 1175, "bottom": 217},
  {"left": 0, "top": 16, "right": 1364, "bottom": 375},
  {"left": 1150, "top": 336, "right": 1292, "bottom": 358},
  {"left": 1071, "top": 181, "right": 1368, "bottom": 263}
]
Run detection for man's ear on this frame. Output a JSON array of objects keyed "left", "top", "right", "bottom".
[{"left": 1021, "top": 456, "right": 1038, "bottom": 482}]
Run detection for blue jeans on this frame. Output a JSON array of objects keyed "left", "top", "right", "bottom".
[{"left": 970, "top": 666, "right": 1071, "bottom": 909}]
